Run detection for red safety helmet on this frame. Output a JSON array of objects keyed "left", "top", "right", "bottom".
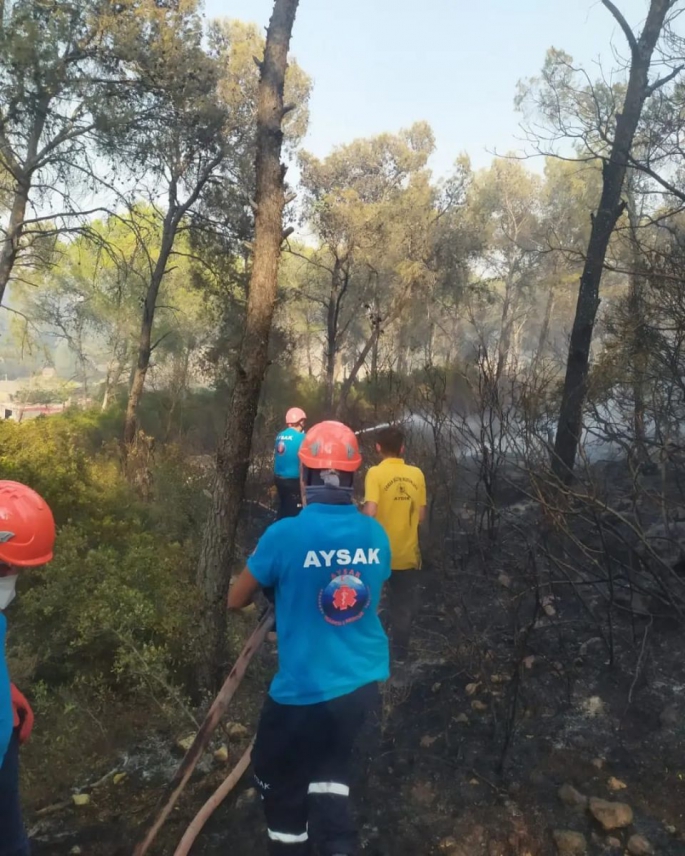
[
  {"left": 298, "top": 421, "right": 362, "bottom": 472},
  {"left": 285, "top": 407, "right": 307, "bottom": 427},
  {"left": 0, "top": 481, "right": 55, "bottom": 568}
]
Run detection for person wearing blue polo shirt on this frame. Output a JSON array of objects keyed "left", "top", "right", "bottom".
[
  {"left": 0, "top": 481, "right": 56, "bottom": 856},
  {"left": 228, "top": 420, "right": 390, "bottom": 856},
  {"left": 273, "top": 407, "right": 307, "bottom": 520}
]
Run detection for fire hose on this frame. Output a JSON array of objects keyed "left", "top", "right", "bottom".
[
  {"left": 172, "top": 739, "right": 254, "bottom": 856},
  {"left": 132, "top": 608, "right": 275, "bottom": 856}
]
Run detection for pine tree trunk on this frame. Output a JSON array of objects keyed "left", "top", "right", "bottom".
[
  {"left": 0, "top": 179, "right": 29, "bottom": 306},
  {"left": 627, "top": 199, "right": 649, "bottom": 463},
  {"left": 101, "top": 342, "right": 126, "bottom": 412},
  {"left": 195, "top": 0, "right": 300, "bottom": 692},
  {"left": 552, "top": 0, "right": 673, "bottom": 483},
  {"left": 0, "top": 101, "right": 49, "bottom": 307},
  {"left": 325, "top": 334, "right": 336, "bottom": 412},
  {"left": 335, "top": 327, "right": 379, "bottom": 418},
  {"left": 371, "top": 326, "right": 379, "bottom": 380},
  {"left": 305, "top": 314, "right": 314, "bottom": 378},
  {"left": 324, "top": 260, "right": 343, "bottom": 413},
  {"left": 101, "top": 376, "right": 112, "bottom": 412},
  {"left": 80, "top": 356, "right": 89, "bottom": 405},
  {"left": 123, "top": 212, "right": 177, "bottom": 447},
  {"left": 396, "top": 323, "right": 409, "bottom": 375},
  {"left": 496, "top": 273, "right": 521, "bottom": 380},
  {"left": 533, "top": 284, "right": 556, "bottom": 370}
]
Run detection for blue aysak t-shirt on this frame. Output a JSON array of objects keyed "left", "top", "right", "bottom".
[
  {"left": 273, "top": 428, "right": 305, "bottom": 480},
  {"left": 0, "top": 613, "right": 13, "bottom": 769},
  {"left": 248, "top": 503, "right": 391, "bottom": 705}
]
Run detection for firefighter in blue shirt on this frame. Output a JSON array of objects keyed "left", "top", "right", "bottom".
[
  {"left": 273, "top": 407, "right": 307, "bottom": 520},
  {"left": 229, "top": 421, "right": 390, "bottom": 856},
  {"left": 0, "top": 481, "right": 56, "bottom": 856}
]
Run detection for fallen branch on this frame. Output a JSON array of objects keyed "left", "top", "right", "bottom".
[
  {"left": 30, "top": 800, "right": 71, "bottom": 823},
  {"left": 627, "top": 614, "right": 654, "bottom": 707},
  {"left": 468, "top": 767, "right": 503, "bottom": 794},
  {"left": 173, "top": 740, "right": 254, "bottom": 856},
  {"left": 132, "top": 608, "right": 274, "bottom": 856}
]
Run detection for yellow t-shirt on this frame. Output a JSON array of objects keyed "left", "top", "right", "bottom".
[{"left": 364, "top": 458, "right": 427, "bottom": 571}]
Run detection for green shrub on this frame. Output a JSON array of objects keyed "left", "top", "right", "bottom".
[
  {"left": 1, "top": 410, "right": 207, "bottom": 712},
  {"left": 15, "top": 526, "right": 199, "bottom": 694}
]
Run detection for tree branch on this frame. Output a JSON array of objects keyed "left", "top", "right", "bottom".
[
  {"left": 601, "top": 0, "right": 638, "bottom": 55},
  {"left": 646, "top": 64, "right": 684, "bottom": 96},
  {"left": 150, "top": 330, "right": 174, "bottom": 353},
  {"left": 626, "top": 152, "right": 685, "bottom": 203},
  {"left": 286, "top": 247, "right": 335, "bottom": 275}
]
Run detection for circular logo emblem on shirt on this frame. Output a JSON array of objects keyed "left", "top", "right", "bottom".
[
  {"left": 276, "top": 441, "right": 286, "bottom": 455},
  {"left": 319, "top": 573, "right": 370, "bottom": 626}
]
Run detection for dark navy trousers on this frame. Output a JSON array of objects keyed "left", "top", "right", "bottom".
[
  {"left": 274, "top": 477, "right": 302, "bottom": 521},
  {"left": 0, "top": 730, "right": 29, "bottom": 856},
  {"left": 252, "top": 683, "right": 377, "bottom": 856}
]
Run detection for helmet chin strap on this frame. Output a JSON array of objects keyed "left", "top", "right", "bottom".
[{"left": 0, "top": 574, "right": 17, "bottom": 610}]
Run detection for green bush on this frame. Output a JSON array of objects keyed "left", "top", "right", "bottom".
[
  {"left": 0, "top": 410, "right": 125, "bottom": 524},
  {"left": 15, "top": 526, "right": 199, "bottom": 695},
  {"left": 1, "top": 410, "right": 207, "bottom": 711}
]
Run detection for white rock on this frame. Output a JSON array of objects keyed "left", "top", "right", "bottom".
[
  {"left": 627, "top": 834, "right": 654, "bottom": 855},
  {"left": 589, "top": 797, "right": 633, "bottom": 831},
  {"left": 552, "top": 830, "right": 587, "bottom": 855},
  {"left": 227, "top": 722, "right": 249, "bottom": 739}
]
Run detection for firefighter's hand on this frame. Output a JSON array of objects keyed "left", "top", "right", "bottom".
[{"left": 10, "top": 684, "right": 34, "bottom": 745}]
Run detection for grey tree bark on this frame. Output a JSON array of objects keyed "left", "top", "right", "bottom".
[{"left": 195, "top": 0, "right": 300, "bottom": 691}]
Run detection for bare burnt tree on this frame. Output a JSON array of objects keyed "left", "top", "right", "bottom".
[
  {"left": 517, "top": 0, "right": 682, "bottom": 483},
  {"left": 195, "top": 0, "right": 300, "bottom": 691},
  {"left": 551, "top": 0, "right": 681, "bottom": 482}
]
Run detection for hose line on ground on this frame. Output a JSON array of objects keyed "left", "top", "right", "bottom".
[{"left": 132, "top": 608, "right": 275, "bottom": 856}]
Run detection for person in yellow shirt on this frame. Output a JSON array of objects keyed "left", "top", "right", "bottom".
[{"left": 363, "top": 426, "right": 427, "bottom": 663}]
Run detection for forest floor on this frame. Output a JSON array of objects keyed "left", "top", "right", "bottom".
[{"left": 24, "top": 484, "right": 685, "bottom": 856}]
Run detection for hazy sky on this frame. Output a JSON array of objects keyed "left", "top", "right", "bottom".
[{"left": 204, "top": 0, "right": 658, "bottom": 176}]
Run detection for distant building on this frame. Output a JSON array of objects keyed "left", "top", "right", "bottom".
[{"left": 0, "top": 403, "right": 66, "bottom": 422}]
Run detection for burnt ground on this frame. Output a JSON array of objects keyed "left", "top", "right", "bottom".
[{"left": 23, "top": 482, "right": 685, "bottom": 856}]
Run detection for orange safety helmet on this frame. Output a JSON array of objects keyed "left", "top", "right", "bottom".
[
  {"left": 285, "top": 407, "right": 307, "bottom": 426},
  {"left": 298, "top": 421, "right": 362, "bottom": 472},
  {"left": 0, "top": 481, "right": 55, "bottom": 567}
]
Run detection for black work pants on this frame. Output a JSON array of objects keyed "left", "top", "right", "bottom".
[
  {"left": 252, "top": 683, "right": 378, "bottom": 856},
  {"left": 0, "top": 731, "right": 29, "bottom": 856},
  {"left": 274, "top": 477, "right": 302, "bottom": 521},
  {"left": 386, "top": 570, "right": 421, "bottom": 662}
]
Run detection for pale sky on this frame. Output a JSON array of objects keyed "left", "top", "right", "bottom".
[{"left": 203, "top": 0, "right": 661, "bottom": 177}]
